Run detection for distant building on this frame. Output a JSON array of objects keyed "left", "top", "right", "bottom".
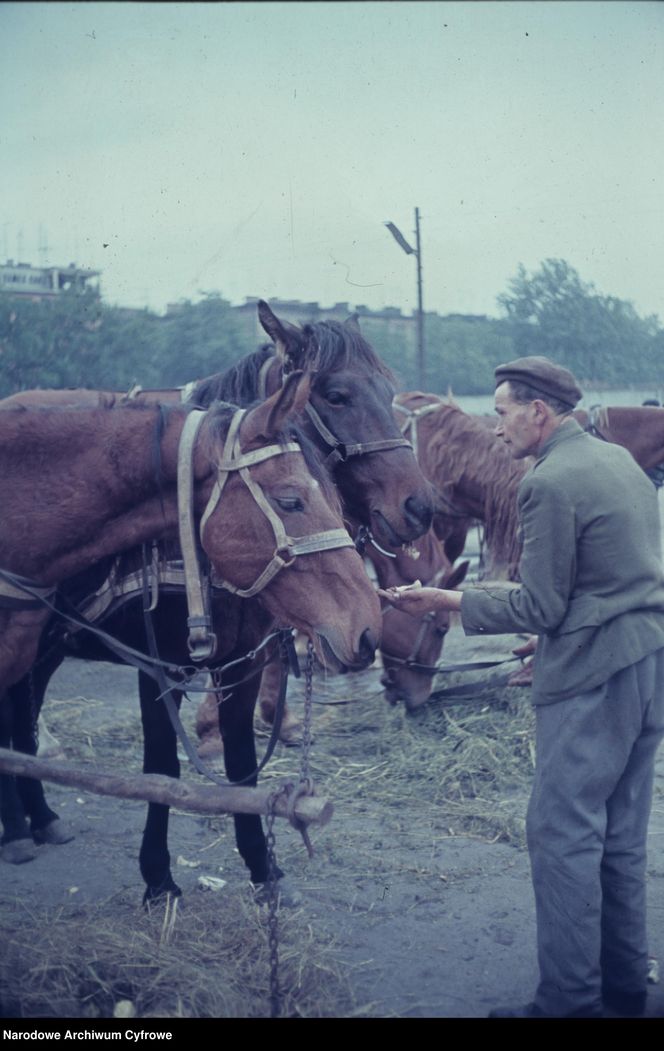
[{"left": 0, "top": 260, "right": 101, "bottom": 300}]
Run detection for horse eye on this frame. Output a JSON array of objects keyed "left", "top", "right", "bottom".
[
  {"left": 276, "top": 496, "right": 305, "bottom": 512},
  {"left": 325, "top": 390, "right": 348, "bottom": 406}
]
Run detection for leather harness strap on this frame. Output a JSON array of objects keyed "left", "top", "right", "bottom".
[
  {"left": 177, "top": 409, "right": 216, "bottom": 662},
  {"left": 0, "top": 572, "right": 56, "bottom": 610},
  {"left": 392, "top": 396, "right": 447, "bottom": 461}
]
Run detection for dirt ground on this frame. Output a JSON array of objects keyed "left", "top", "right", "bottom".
[{"left": 1, "top": 620, "right": 664, "bottom": 1021}]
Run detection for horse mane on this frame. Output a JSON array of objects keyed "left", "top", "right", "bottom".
[
  {"left": 426, "top": 405, "right": 528, "bottom": 577},
  {"left": 191, "top": 318, "right": 394, "bottom": 412},
  {"left": 301, "top": 320, "right": 395, "bottom": 383},
  {"left": 191, "top": 345, "right": 275, "bottom": 407}
]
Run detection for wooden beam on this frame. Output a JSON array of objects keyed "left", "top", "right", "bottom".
[{"left": 0, "top": 747, "right": 333, "bottom": 826}]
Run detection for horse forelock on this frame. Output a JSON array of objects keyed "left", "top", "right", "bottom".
[{"left": 302, "top": 321, "right": 394, "bottom": 383}]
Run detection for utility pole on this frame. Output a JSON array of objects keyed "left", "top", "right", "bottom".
[{"left": 385, "top": 208, "right": 425, "bottom": 389}]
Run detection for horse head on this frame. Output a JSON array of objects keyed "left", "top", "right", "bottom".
[
  {"left": 257, "top": 301, "right": 434, "bottom": 548},
  {"left": 199, "top": 373, "right": 381, "bottom": 672},
  {"left": 367, "top": 529, "right": 469, "bottom": 711}
]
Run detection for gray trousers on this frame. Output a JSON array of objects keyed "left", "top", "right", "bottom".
[{"left": 527, "top": 648, "right": 664, "bottom": 1017}]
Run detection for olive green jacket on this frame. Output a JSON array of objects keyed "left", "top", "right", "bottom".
[{"left": 461, "top": 418, "right": 664, "bottom": 704}]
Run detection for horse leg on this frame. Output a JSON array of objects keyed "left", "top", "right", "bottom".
[
  {"left": 0, "top": 692, "right": 38, "bottom": 863},
  {"left": 218, "top": 676, "right": 295, "bottom": 901},
  {"left": 257, "top": 652, "right": 304, "bottom": 746},
  {"left": 138, "top": 671, "right": 182, "bottom": 903},
  {"left": 1, "top": 646, "right": 74, "bottom": 862},
  {"left": 195, "top": 681, "right": 224, "bottom": 759},
  {"left": 12, "top": 656, "right": 74, "bottom": 845}
]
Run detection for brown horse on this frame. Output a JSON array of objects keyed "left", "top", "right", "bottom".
[
  {"left": 394, "top": 392, "right": 526, "bottom": 579},
  {"left": 364, "top": 531, "right": 469, "bottom": 711},
  {"left": 0, "top": 374, "right": 382, "bottom": 697},
  {"left": 0, "top": 376, "right": 383, "bottom": 895},
  {"left": 573, "top": 405, "right": 664, "bottom": 470}
]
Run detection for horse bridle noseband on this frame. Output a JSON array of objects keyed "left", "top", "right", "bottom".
[{"left": 380, "top": 564, "right": 451, "bottom": 677}]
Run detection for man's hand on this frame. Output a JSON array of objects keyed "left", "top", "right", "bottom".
[{"left": 377, "top": 584, "right": 462, "bottom": 617}]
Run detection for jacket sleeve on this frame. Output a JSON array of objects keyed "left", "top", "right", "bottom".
[{"left": 461, "top": 471, "right": 577, "bottom": 636}]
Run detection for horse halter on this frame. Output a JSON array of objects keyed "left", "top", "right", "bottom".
[
  {"left": 200, "top": 407, "right": 355, "bottom": 589},
  {"left": 259, "top": 346, "right": 413, "bottom": 467},
  {"left": 380, "top": 564, "right": 451, "bottom": 677},
  {"left": 392, "top": 395, "right": 447, "bottom": 461},
  {"left": 304, "top": 401, "right": 413, "bottom": 468}
]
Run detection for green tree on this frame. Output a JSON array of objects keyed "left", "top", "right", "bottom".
[{"left": 497, "top": 259, "right": 661, "bottom": 385}]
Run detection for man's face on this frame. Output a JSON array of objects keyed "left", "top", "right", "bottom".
[{"left": 494, "top": 382, "right": 541, "bottom": 459}]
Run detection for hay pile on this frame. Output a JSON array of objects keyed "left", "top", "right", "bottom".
[
  {"left": 270, "top": 665, "right": 536, "bottom": 848},
  {"left": 0, "top": 890, "right": 361, "bottom": 1019}
]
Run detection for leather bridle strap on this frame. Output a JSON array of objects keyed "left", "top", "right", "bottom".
[
  {"left": 304, "top": 402, "right": 412, "bottom": 468},
  {"left": 0, "top": 571, "right": 56, "bottom": 610},
  {"left": 392, "top": 398, "right": 446, "bottom": 461},
  {"left": 177, "top": 409, "right": 217, "bottom": 662},
  {"left": 200, "top": 409, "right": 355, "bottom": 600}
]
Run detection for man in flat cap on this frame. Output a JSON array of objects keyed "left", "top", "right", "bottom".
[{"left": 381, "top": 355, "right": 664, "bottom": 1017}]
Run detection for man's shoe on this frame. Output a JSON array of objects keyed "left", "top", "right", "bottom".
[
  {"left": 489, "top": 1002, "right": 546, "bottom": 1018},
  {"left": 602, "top": 987, "right": 647, "bottom": 1017}
]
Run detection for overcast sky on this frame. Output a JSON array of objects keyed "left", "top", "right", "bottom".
[{"left": 2, "top": 1, "right": 662, "bottom": 320}]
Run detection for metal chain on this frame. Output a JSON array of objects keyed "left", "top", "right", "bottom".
[
  {"left": 300, "top": 640, "right": 315, "bottom": 784},
  {"left": 263, "top": 639, "right": 317, "bottom": 1018}
]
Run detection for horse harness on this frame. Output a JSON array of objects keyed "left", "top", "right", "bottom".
[{"left": 392, "top": 394, "right": 448, "bottom": 461}]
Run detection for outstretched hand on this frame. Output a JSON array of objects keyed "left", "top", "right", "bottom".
[{"left": 377, "top": 585, "right": 462, "bottom": 618}]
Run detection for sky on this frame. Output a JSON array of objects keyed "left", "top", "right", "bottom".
[{"left": 1, "top": 1, "right": 663, "bottom": 320}]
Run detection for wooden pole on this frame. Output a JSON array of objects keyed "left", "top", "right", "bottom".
[
  {"left": 0, "top": 747, "right": 333, "bottom": 826},
  {"left": 415, "top": 207, "right": 425, "bottom": 390}
]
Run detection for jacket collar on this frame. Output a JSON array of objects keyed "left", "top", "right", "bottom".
[{"left": 535, "top": 416, "right": 584, "bottom": 464}]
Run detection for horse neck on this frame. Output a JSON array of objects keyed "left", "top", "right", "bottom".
[
  {"left": 1, "top": 406, "right": 199, "bottom": 583},
  {"left": 420, "top": 406, "right": 526, "bottom": 574}
]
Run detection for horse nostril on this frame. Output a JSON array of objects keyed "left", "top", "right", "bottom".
[
  {"left": 404, "top": 495, "right": 433, "bottom": 532},
  {"left": 359, "top": 629, "right": 377, "bottom": 663}
]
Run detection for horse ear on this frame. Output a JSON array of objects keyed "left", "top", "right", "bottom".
[
  {"left": 442, "top": 559, "right": 470, "bottom": 590},
  {"left": 242, "top": 370, "right": 311, "bottom": 444},
  {"left": 265, "top": 370, "right": 311, "bottom": 435},
  {"left": 344, "top": 313, "right": 361, "bottom": 333},
  {"left": 257, "top": 300, "right": 306, "bottom": 370}
]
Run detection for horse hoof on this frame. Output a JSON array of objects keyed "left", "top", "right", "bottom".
[
  {"left": 143, "top": 879, "right": 183, "bottom": 908},
  {"left": 1, "top": 838, "right": 42, "bottom": 865},
  {"left": 33, "top": 819, "right": 75, "bottom": 846},
  {"left": 254, "top": 876, "right": 302, "bottom": 909}
]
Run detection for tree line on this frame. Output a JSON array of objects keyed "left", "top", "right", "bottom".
[{"left": 1, "top": 260, "right": 661, "bottom": 399}]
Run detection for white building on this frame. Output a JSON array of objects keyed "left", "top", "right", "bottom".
[{"left": 0, "top": 260, "right": 100, "bottom": 299}]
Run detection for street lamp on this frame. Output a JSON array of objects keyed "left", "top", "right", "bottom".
[{"left": 385, "top": 207, "right": 425, "bottom": 389}]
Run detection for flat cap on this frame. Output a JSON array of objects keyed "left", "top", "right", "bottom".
[{"left": 494, "top": 355, "right": 583, "bottom": 409}]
